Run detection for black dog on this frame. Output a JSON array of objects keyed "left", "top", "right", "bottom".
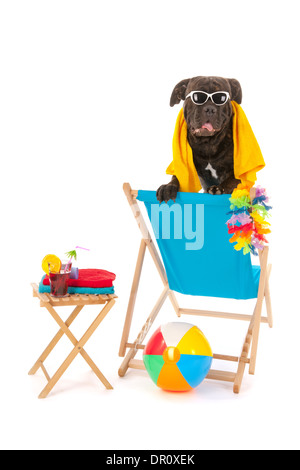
[{"left": 157, "top": 76, "right": 242, "bottom": 203}]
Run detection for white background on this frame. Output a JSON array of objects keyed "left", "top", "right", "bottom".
[{"left": 0, "top": 0, "right": 299, "bottom": 450}]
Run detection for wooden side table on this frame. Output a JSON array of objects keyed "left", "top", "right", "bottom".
[{"left": 29, "top": 283, "right": 117, "bottom": 398}]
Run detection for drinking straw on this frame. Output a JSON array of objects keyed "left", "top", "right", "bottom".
[{"left": 64, "top": 246, "right": 90, "bottom": 273}]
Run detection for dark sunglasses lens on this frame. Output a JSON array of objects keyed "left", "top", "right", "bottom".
[
  {"left": 212, "top": 92, "right": 228, "bottom": 105},
  {"left": 192, "top": 92, "right": 208, "bottom": 104}
]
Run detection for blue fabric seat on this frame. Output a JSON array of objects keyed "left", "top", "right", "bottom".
[{"left": 137, "top": 190, "right": 260, "bottom": 300}]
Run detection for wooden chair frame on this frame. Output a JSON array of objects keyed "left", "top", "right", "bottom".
[
  {"left": 118, "top": 183, "right": 273, "bottom": 393},
  {"left": 29, "top": 283, "right": 116, "bottom": 398}
]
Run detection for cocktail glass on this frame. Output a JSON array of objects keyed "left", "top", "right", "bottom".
[{"left": 49, "top": 269, "right": 71, "bottom": 297}]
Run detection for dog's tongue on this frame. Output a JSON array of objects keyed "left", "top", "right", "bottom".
[{"left": 201, "top": 122, "right": 214, "bottom": 132}]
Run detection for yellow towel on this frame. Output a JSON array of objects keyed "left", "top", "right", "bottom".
[{"left": 166, "top": 101, "right": 265, "bottom": 192}]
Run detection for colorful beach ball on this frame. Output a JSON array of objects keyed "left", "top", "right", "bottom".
[{"left": 143, "top": 322, "right": 213, "bottom": 392}]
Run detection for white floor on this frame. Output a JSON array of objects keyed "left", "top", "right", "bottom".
[{"left": 1, "top": 257, "right": 299, "bottom": 450}]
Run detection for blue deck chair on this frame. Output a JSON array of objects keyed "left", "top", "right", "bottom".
[{"left": 119, "top": 183, "right": 272, "bottom": 393}]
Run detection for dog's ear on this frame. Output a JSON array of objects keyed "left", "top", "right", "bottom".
[
  {"left": 170, "top": 78, "right": 190, "bottom": 107},
  {"left": 227, "top": 78, "right": 242, "bottom": 104}
]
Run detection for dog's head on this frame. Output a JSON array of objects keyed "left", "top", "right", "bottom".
[{"left": 170, "top": 76, "right": 242, "bottom": 138}]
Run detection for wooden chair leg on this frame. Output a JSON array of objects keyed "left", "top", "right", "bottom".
[
  {"left": 120, "top": 183, "right": 181, "bottom": 365},
  {"left": 118, "top": 286, "right": 169, "bottom": 377},
  {"left": 168, "top": 290, "right": 181, "bottom": 317},
  {"left": 249, "top": 247, "right": 269, "bottom": 375},
  {"left": 265, "top": 264, "right": 273, "bottom": 328},
  {"left": 119, "top": 239, "right": 146, "bottom": 357},
  {"left": 233, "top": 316, "right": 254, "bottom": 393}
]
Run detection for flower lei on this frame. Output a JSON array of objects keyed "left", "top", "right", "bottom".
[{"left": 226, "top": 184, "right": 272, "bottom": 255}]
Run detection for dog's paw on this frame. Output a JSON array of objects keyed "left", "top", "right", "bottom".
[
  {"left": 156, "top": 184, "right": 178, "bottom": 203},
  {"left": 207, "top": 185, "right": 224, "bottom": 195}
]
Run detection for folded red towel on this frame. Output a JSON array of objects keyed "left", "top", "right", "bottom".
[{"left": 43, "top": 269, "right": 116, "bottom": 288}]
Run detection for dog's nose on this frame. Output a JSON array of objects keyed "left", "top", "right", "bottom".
[{"left": 204, "top": 105, "right": 216, "bottom": 116}]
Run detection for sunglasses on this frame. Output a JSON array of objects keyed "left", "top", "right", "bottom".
[{"left": 185, "top": 91, "right": 230, "bottom": 106}]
